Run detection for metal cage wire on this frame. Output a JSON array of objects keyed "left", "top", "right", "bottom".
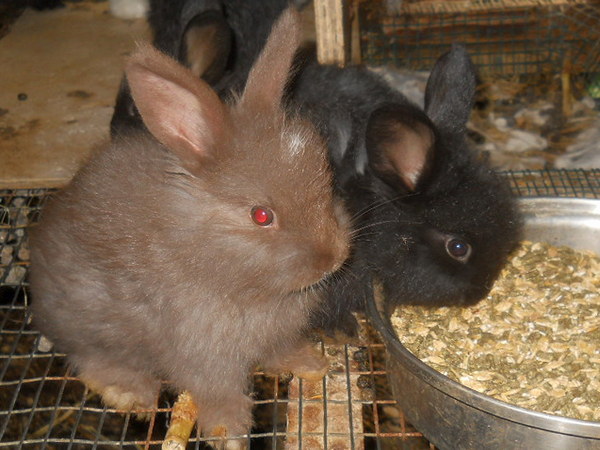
[
  {"left": 1, "top": 169, "right": 599, "bottom": 449},
  {"left": 360, "top": 1, "right": 600, "bottom": 80}
]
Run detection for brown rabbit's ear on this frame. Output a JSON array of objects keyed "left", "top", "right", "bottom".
[
  {"left": 240, "top": 7, "right": 300, "bottom": 112},
  {"left": 125, "top": 43, "right": 229, "bottom": 171}
]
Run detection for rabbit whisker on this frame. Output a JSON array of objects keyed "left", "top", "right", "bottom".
[
  {"left": 350, "top": 192, "right": 413, "bottom": 222},
  {"left": 350, "top": 199, "right": 394, "bottom": 223},
  {"left": 352, "top": 220, "right": 402, "bottom": 234}
]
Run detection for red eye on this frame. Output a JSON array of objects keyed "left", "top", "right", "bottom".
[{"left": 251, "top": 206, "right": 274, "bottom": 226}]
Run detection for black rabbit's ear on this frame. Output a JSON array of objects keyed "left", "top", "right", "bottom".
[
  {"left": 179, "top": 9, "right": 232, "bottom": 84},
  {"left": 366, "top": 105, "right": 435, "bottom": 192},
  {"left": 424, "top": 44, "right": 476, "bottom": 134}
]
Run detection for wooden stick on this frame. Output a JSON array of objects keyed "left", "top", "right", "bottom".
[
  {"left": 350, "top": 0, "right": 361, "bottom": 64},
  {"left": 397, "top": 0, "right": 591, "bottom": 15},
  {"left": 162, "top": 391, "right": 198, "bottom": 450},
  {"left": 313, "top": 0, "right": 350, "bottom": 66},
  {"left": 562, "top": 48, "right": 573, "bottom": 118}
]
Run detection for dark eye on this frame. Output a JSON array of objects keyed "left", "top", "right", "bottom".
[
  {"left": 251, "top": 206, "right": 274, "bottom": 226},
  {"left": 445, "top": 238, "right": 472, "bottom": 262}
]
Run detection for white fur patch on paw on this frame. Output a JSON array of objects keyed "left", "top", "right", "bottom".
[
  {"left": 224, "top": 440, "right": 245, "bottom": 450},
  {"left": 99, "top": 384, "right": 154, "bottom": 419},
  {"left": 36, "top": 335, "right": 54, "bottom": 352},
  {"left": 206, "top": 426, "right": 248, "bottom": 450},
  {"left": 207, "top": 439, "right": 246, "bottom": 450},
  {"left": 103, "top": 385, "right": 140, "bottom": 410}
]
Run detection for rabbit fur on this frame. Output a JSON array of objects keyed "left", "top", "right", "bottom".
[
  {"left": 290, "top": 50, "right": 522, "bottom": 335},
  {"left": 110, "top": 0, "right": 306, "bottom": 135},
  {"left": 29, "top": 8, "right": 349, "bottom": 445},
  {"left": 109, "top": 0, "right": 522, "bottom": 338}
]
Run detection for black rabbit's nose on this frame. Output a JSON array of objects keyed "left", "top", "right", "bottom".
[{"left": 461, "top": 284, "right": 493, "bottom": 306}]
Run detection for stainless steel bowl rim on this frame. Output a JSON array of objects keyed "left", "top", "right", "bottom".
[{"left": 518, "top": 196, "right": 600, "bottom": 219}]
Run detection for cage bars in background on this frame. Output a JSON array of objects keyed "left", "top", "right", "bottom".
[
  {"left": 360, "top": 1, "right": 600, "bottom": 82},
  {"left": 2, "top": 169, "right": 600, "bottom": 448}
]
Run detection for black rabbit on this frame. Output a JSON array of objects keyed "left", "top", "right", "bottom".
[
  {"left": 289, "top": 48, "right": 521, "bottom": 335},
  {"left": 110, "top": 0, "right": 306, "bottom": 135},
  {"left": 109, "top": 1, "right": 522, "bottom": 338}
]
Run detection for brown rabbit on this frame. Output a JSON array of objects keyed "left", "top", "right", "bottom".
[{"left": 28, "top": 8, "right": 349, "bottom": 448}]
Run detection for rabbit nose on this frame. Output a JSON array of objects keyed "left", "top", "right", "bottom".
[
  {"left": 333, "top": 236, "right": 350, "bottom": 271},
  {"left": 461, "top": 284, "right": 492, "bottom": 305},
  {"left": 317, "top": 234, "right": 350, "bottom": 277}
]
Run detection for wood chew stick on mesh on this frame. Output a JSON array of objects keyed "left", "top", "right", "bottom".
[
  {"left": 162, "top": 391, "right": 198, "bottom": 450},
  {"left": 162, "top": 343, "right": 365, "bottom": 449}
]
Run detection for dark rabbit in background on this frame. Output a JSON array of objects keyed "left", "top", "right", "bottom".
[
  {"left": 110, "top": 0, "right": 522, "bottom": 338},
  {"left": 110, "top": 0, "right": 307, "bottom": 135},
  {"left": 29, "top": 8, "right": 349, "bottom": 447}
]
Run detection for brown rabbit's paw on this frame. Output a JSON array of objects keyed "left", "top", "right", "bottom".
[
  {"left": 292, "top": 346, "right": 329, "bottom": 381},
  {"left": 263, "top": 344, "right": 329, "bottom": 381},
  {"left": 77, "top": 364, "right": 160, "bottom": 419},
  {"left": 319, "top": 328, "right": 362, "bottom": 346},
  {"left": 224, "top": 440, "right": 247, "bottom": 450},
  {"left": 80, "top": 374, "right": 157, "bottom": 420},
  {"left": 209, "top": 425, "right": 228, "bottom": 438},
  {"left": 101, "top": 384, "right": 156, "bottom": 418},
  {"left": 207, "top": 426, "right": 247, "bottom": 450},
  {"left": 294, "top": 359, "right": 329, "bottom": 382},
  {"left": 201, "top": 401, "right": 253, "bottom": 449}
]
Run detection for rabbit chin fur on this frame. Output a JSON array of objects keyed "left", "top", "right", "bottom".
[{"left": 29, "top": 8, "right": 349, "bottom": 441}]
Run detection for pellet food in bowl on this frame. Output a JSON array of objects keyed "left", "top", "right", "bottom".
[{"left": 367, "top": 197, "right": 600, "bottom": 450}]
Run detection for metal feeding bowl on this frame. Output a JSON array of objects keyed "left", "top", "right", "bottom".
[{"left": 366, "top": 197, "right": 600, "bottom": 450}]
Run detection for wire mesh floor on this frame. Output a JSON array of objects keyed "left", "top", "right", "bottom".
[{"left": 1, "top": 169, "right": 599, "bottom": 449}]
